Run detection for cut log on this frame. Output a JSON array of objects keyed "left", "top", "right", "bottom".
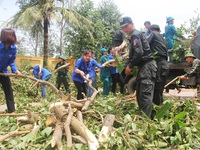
[
  {"left": 51, "top": 123, "right": 63, "bottom": 150},
  {"left": 70, "top": 116, "right": 99, "bottom": 150},
  {"left": 64, "top": 104, "right": 74, "bottom": 149},
  {"left": 72, "top": 135, "right": 87, "bottom": 144},
  {"left": 98, "top": 114, "right": 115, "bottom": 142},
  {"left": 49, "top": 102, "right": 68, "bottom": 121},
  {"left": 76, "top": 111, "right": 83, "bottom": 123},
  {"left": 63, "top": 101, "right": 84, "bottom": 109}
]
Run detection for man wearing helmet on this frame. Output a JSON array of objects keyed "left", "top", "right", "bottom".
[
  {"left": 165, "top": 17, "right": 186, "bottom": 50},
  {"left": 180, "top": 52, "right": 200, "bottom": 96}
]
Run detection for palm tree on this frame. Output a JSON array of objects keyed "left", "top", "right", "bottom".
[{"left": 10, "top": 0, "right": 91, "bottom": 67}]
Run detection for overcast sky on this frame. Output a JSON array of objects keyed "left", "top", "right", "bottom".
[{"left": 0, "top": 0, "right": 200, "bottom": 34}]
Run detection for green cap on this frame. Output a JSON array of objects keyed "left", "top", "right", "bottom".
[
  {"left": 184, "top": 52, "right": 195, "bottom": 59},
  {"left": 100, "top": 48, "right": 108, "bottom": 53},
  {"left": 59, "top": 56, "right": 67, "bottom": 60}
]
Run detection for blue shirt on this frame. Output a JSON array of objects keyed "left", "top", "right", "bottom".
[
  {"left": 0, "top": 42, "right": 18, "bottom": 73},
  {"left": 33, "top": 65, "right": 51, "bottom": 80},
  {"left": 72, "top": 57, "right": 93, "bottom": 83},
  {"left": 108, "top": 54, "right": 118, "bottom": 74},
  {"left": 146, "top": 29, "right": 151, "bottom": 37},
  {"left": 89, "top": 58, "right": 103, "bottom": 78}
]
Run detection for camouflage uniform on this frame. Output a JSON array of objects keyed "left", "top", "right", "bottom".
[
  {"left": 185, "top": 59, "right": 200, "bottom": 97},
  {"left": 55, "top": 62, "right": 70, "bottom": 93}
]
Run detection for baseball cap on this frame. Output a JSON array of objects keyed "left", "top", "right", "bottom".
[
  {"left": 113, "top": 29, "right": 126, "bottom": 46},
  {"left": 120, "top": 17, "right": 133, "bottom": 27}
]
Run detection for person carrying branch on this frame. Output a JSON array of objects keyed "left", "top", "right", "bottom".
[
  {"left": 120, "top": 16, "right": 157, "bottom": 119},
  {"left": 179, "top": 52, "right": 200, "bottom": 88},
  {"left": 0, "top": 28, "right": 21, "bottom": 113},
  {"left": 29, "top": 64, "right": 51, "bottom": 99},
  {"left": 72, "top": 50, "right": 93, "bottom": 100},
  {"left": 54, "top": 56, "right": 70, "bottom": 94}
]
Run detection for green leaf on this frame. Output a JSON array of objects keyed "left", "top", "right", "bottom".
[
  {"left": 174, "top": 111, "right": 186, "bottom": 120},
  {"left": 41, "top": 127, "right": 52, "bottom": 137},
  {"left": 155, "top": 102, "right": 172, "bottom": 119},
  {"left": 124, "top": 114, "right": 132, "bottom": 123}
]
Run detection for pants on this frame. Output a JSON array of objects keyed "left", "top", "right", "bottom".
[
  {"left": 56, "top": 76, "right": 70, "bottom": 93},
  {"left": 100, "top": 76, "right": 111, "bottom": 96},
  {"left": 87, "top": 76, "right": 97, "bottom": 97},
  {"left": 153, "top": 59, "right": 169, "bottom": 105},
  {"left": 0, "top": 75, "right": 15, "bottom": 113},
  {"left": 136, "top": 60, "right": 157, "bottom": 119},
  {"left": 111, "top": 73, "right": 124, "bottom": 94},
  {"left": 41, "top": 74, "right": 51, "bottom": 99},
  {"left": 73, "top": 80, "right": 87, "bottom": 100}
]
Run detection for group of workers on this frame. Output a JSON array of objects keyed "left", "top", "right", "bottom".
[{"left": 1, "top": 16, "right": 200, "bottom": 120}]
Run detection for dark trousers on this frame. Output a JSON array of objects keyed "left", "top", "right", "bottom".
[
  {"left": 73, "top": 80, "right": 87, "bottom": 100},
  {"left": 56, "top": 76, "right": 70, "bottom": 93},
  {"left": 136, "top": 60, "right": 157, "bottom": 119},
  {"left": 0, "top": 75, "right": 15, "bottom": 113},
  {"left": 111, "top": 73, "right": 124, "bottom": 94},
  {"left": 153, "top": 59, "right": 168, "bottom": 105}
]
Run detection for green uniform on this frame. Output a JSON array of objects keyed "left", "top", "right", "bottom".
[
  {"left": 100, "top": 55, "right": 111, "bottom": 96},
  {"left": 55, "top": 62, "right": 70, "bottom": 93},
  {"left": 185, "top": 59, "right": 200, "bottom": 97}
]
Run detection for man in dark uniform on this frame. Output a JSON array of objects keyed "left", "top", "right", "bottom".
[
  {"left": 147, "top": 24, "right": 169, "bottom": 106},
  {"left": 54, "top": 56, "right": 70, "bottom": 93},
  {"left": 120, "top": 16, "right": 157, "bottom": 119}
]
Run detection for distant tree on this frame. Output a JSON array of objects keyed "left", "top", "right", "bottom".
[
  {"left": 7, "top": 0, "right": 91, "bottom": 68},
  {"left": 63, "top": 0, "right": 122, "bottom": 59}
]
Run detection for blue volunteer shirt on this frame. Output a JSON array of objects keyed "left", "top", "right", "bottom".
[
  {"left": 72, "top": 57, "right": 93, "bottom": 83},
  {"left": 33, "top": 65, "right": 51, "bottom": 80},
  {"left": 108, "top": 54, "right": 118, "bottom": 74},
  {"left": 89, "top": 58, "right": 103, "bottom": 78},
  {"left": 0, "top": 42, "right": 18, "bottom": 73}
]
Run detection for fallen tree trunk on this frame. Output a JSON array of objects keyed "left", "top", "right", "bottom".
[
  {"left": 99, "top": 114, "right": 115, "bottom": 142},
  {"left": 64, "top": 104, "right": 74, "bottom": 149},
  {"left": 70, "top": 116, "right": 99, "bottom": 150},
  {"left": 51, "top": 123, "right": 63, "bottom": 150}
]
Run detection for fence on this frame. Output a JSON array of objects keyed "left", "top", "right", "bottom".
[{"left": 15, "top": 55, "right": 76, "bottom": 72}]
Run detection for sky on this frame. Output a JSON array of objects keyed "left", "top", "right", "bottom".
[{"left": 0, "top": 0, "right": 200, "bottom": 34}]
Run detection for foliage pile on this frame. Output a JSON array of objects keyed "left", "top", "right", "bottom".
[{"left": 0, "top": 76, "right": 200, "bottom": 149}]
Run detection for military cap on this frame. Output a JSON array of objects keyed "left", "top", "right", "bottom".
[
  {"left": 166, "top": 17, "right": 174, "bottom": 23},
  {"left": 184, "top": 52, "right": 195, "bottom": 59},
  {"left": 59, "top": 55, "right": 67, "bottom": 60},
  {"left": 120, "top": 17, "right": 133, "bottom": 27},
  {"left": 100, "top": 48, "right": 108, "bottom": 53}
]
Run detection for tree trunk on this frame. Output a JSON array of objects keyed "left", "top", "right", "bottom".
[
  {"left": 98, "top": 114, "right": 115, "bottom": 142},
  {"left": 70, "top": 116, "right": 99, "bottom": 150},
  {"left": 51, "top": 123, "right": 63, "bottom": 150},
  {"left": 35, "top": 32, "right": 39, "bottom": 57},
  {"left": 43, "top": 17, "right": 49, "bottom": 68}
]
